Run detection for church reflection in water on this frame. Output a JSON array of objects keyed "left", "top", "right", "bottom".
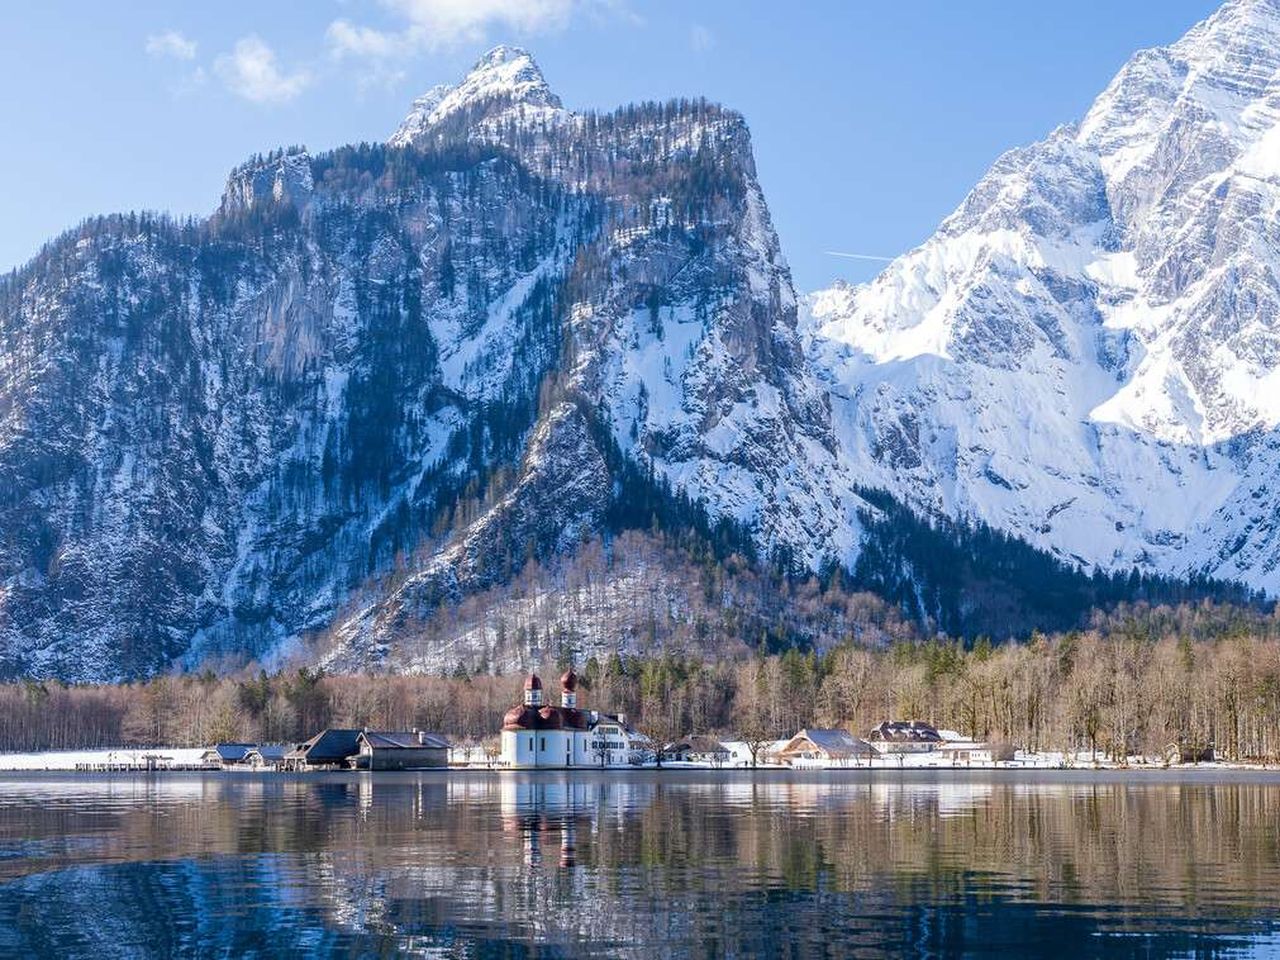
[
  {"left": 497, "top": 778, "right": 592, "bottom": 868},
  {"left": 2, "top": 771, "right": 1280, "bottom": 958}
]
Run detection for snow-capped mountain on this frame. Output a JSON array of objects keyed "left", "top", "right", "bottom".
[
  {"left": 5, "top": 2, "right": 1279, "bottom": 682},
  {"left": 389, "top": 44, "right": 564, "bottom": 146},
  {"left": 806, "top": 0, "right": 1280, "bottom": 593},
  {"left": 329, "top": 46, "right": 867, "bottom": 668},
  {"left": 0, "top": 46, "right": 864, "bottom": 679}
]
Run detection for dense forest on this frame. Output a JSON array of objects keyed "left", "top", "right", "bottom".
[
  {"left": 4, "top": 600, "right": 1280, "bottom": 762},
  {"left": 847, "top": 487, "right": 1265, "bottom": 638}
]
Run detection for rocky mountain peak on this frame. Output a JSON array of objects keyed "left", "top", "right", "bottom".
[
  {"left": 219, "top": 147, "right": 313, "bottom": 215},
  {"left": 1079, "top": 0, "right": 1280, "bottom": 189},
  {"left": 389, "top": 45, "right": 563, "bottom": 147},
  {"left": 1187, "top": 0, "right": 1280, "bottom": 50},
  {"left": 806, "top": 0, "right": 1280, "bottom": 595}
]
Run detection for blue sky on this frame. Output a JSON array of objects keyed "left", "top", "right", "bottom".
[{"left": 1, "top": 0, "right": 1218, "bottom": 291}]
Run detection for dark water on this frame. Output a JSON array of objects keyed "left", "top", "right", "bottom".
[{"left": 1, "top": 770, "right": 1279, "bottom": 958}]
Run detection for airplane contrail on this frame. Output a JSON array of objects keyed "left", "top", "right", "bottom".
[{"left": 823, "top": 250, "right": 896, "bottom": 262}]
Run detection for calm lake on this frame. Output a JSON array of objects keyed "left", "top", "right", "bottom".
[{"left": 0, "top": 770, "right": 1278, "bottom": 958}]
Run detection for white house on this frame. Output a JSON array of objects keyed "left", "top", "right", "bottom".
[
  {"left": 936, "top": 740, "right": 1015, "bottom": 764},
  {"left": 721, "top": 739, "right": 789, "bottom": 767},
  {"left": 867, "top": 720, "right": 943, "bottom": 754},
  {"left": 590, "top": 713, "right": 650, "bottom": 766}
]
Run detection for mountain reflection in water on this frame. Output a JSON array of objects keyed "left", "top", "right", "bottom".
[{"left": 0, "top": 770, "right": 1278, "bottom": 958}]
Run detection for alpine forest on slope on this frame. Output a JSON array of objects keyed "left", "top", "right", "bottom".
[{"left": 4, "top": 599, "right": 1280, "bottom": 764}]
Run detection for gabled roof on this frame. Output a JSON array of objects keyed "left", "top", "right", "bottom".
[
  {"left": 207, "top": 743, "right": 255, "bottom": 763},
  {"left": 781, "top": 728, "right": 874, "bottom": 757},
  {"left": 359, "top": 731, "right": 450, "bottom": 750},
  {"left": 592, "top": 713, "right": 642, "bottom": 735},
  {"left": 289, "top": 729, "right": 362, "bottom": 762},
  {"left": 245, "top": 744, "right": 288, "bottom": 762},
  {"left": 869, "top": 720, "right": 942, "bottom": 743}
]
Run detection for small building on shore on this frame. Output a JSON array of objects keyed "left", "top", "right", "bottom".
[
  {"left": 244, "top": 745, "right": 288, "bottom": 770},
  {"left": 356, "top": 731, "right": 449, "bottom": 770},
  {"left": 721, "top": 739, "right": 790, "bottom": 767},
  {"left": 777, "top": 729, "right": 875, "bottom": 766},
  {"left": 1164, "top": 740, "right": 1215, "bottom": 765},
  {"left": 283, "top": 729, "right": 362, "bottom": 770},
  {"left": 201, "top": 743, "right": 255, "bottom": 768},
  {"left": 664, "top": 736, "right": 730, "bottom": 765},
  {"left": 937, "top": 740, "right": 1014, "bottom": 764},
  {"left": 867, "top": 721, "right": 943, "bottom": 754}
]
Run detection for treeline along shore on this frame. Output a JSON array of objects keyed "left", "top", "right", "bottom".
[
  {"left": 0, "top": 601, "right": 1274, "bottom": 768},
  {"left": 3, "top": 601, "right": 1280, "bottom": 762}
]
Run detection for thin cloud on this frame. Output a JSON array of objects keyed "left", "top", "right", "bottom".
[
  {"left": 145, "top": 30, "right": 197, "bottom": 61},
  {"left": 327, "top": 0, "right": 583, "bottom": 61},
  {"left": 215, "top": 35, "right": 312, "bottom": 104},
  {"left": 824, "top": 250, "right": 896, "bottom": 262},
  {"left": 327, "top": 19, "right": 415, "bottom": 60}
]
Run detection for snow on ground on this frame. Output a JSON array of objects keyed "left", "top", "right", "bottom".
[
  {"left": 703, "top": 751, "right": 1271, "bottom": 771},
  {"left": 0, "top": 746, "right": 1265, "bottom": 773},
  {"left": 0, "top": 748, "right": 207, "bottom": 771}
]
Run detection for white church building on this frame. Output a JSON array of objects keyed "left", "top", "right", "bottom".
[{"left": 500, "top": 670, "right": 649, "bottom": 768}]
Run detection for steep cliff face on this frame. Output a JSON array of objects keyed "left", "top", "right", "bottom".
[
  {"left": 325, "top": 47, "right": 866, "bottom": 669},
  {"left": 806, "top": 0, "right": 1280, "bottom": 592},
  {"left": 0, "top": 47, "right": 862, "bottom": 679},
  {"left": 0, "top": 139, "right": 582, "bottom": 679}
]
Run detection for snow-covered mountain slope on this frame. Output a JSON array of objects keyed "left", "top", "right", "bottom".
[
  {"left": 381, "top": 46, "right": 865, "bottom": 581},
  {"left": 326, "top": 47, "right": 869, "bottom": 665},
  {"left": 0, "top": 140, "right": 586, "bottom": 680},
  {"left": 806, "top": 0, "right": 1280, "bottom": 593},
  {"left": 0, "top": 47, "right": 866, "bottom": 679}
]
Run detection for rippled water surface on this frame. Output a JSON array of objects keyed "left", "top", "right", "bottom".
[{"left": 1, "top": 770, "right": 1280, "bottom": 958}]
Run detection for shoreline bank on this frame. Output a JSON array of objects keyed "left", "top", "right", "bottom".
[{"left": 1, "top": 747, "right": 1279, "bottom": 775}]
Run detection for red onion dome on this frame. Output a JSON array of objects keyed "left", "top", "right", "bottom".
[
  {"left": 523, "top": 673, "right": 542, "bottom": 691},
  {"left": 537, "top": 706, "right": 563, "bottom": 729},
  {"left": 560, "top": 669, "right": 578, "bottom": 692},
  {"left": 502, "top": 705, "right": 540, "bottom": 730}
]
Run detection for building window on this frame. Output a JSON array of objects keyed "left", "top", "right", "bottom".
[{"left": 540, "top": 737, "right": 545, "bottom": 751}]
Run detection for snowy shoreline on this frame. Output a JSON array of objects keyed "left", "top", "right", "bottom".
[{"left": 0, "top": 748, "right": 1277, "bottom": 774}]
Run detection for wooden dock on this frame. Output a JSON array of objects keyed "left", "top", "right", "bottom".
[{"left": 72, "top": 754, "right": 210, "bottom": 772}]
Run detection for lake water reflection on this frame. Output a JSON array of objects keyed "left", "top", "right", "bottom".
[{"left": 0, "top": 770, "right": 1278, "bottom": 958}]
